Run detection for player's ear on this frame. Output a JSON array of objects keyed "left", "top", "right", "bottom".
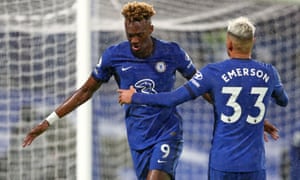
[
  {"left": 228, "top": 42, "right": 233, "bottom": 51},
  {"left": 226, "top": 35, "right": 233, "bottom": 57},
  {"left": 149, "top": 24, "right": 154, "bottom": 33},
  {"left": 226, "top": 37, "right": 233, "bottom": 51}
]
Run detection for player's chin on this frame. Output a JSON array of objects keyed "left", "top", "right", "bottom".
[{"left": 132, "top": 50, "right": 143, "bottom": 57}]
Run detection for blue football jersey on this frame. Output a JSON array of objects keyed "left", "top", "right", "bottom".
[
  {"left": 92, "top": 38, "right": 196, "bottom": 150},
  {"left": 132, "top": 58, "right": 288, "bottom": 171},
  {"left": 191, "top": 59, "right": 288, "bottom": 172}
]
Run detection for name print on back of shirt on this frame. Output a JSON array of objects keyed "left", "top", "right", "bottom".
[{"left": 221, "top": 67, "right": 270, "bottom": 83}]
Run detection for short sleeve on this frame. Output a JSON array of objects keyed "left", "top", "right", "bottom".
[
  {"left": 91, "top": 49, "right": 113, "bottom": 82},
  {"left": 173, "top": 43, "right": 197, "bottom": 79},
  {"left": 185, "top": 65, "right": 213, "bottom": 97}
]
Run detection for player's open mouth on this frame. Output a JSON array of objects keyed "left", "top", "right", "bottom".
[{"left": 131, "top": 44, "right": 141, "bottom": 52}]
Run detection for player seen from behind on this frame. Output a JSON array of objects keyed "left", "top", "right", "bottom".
[{"left": 118, "top": 16, "right": 288, "bottom": 180}]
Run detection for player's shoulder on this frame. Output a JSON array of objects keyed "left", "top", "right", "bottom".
[
  {"left": 204, "top": 60, "right": 227, "bottom": 70},
  {"left": 106, "top": 41, "right": 129, "bottom": 52},
  {"left": 251, "top": 59, "right": 277, "bottom": 71},
  {"left": 200, "top": 60, "right": 236, "bottom": 76},
  {"left": 155, "top": 38, "right": 182, "bottom": 50},
  {"left": 103, "top": 41, "right": 130, "bottom": 58}
]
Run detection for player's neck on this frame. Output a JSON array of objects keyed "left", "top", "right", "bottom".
[
  {"left": 134, "top": 38, "right": 154, "bottom": 59},
  {"left": 230, "top": 52, "right": 251, "bottom": 59},
  {"left": 146, "top": 39, "right": 154, "bottom": 57}
]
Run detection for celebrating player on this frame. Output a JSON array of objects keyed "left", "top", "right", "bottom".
[
  {"left": 118, "top": 16, "right": 288, "bottom": 180},
  {"left": 22, "top": 2, "right": 198, "bottom": 180},
  {"left": 23, "top": 1, "right": 280, "bottom": 179}
]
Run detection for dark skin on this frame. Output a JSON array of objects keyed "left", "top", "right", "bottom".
[
  {"left": 22, "top": 20, "right": 278, "bottom": 180},
  {"left": 22, "top": 77, "right": 102, "bottom": 147},
  {"left": 125, "top": 18, "right": 171, "bottom": 180},
  {"left": 125, "top": 19, "right": 154, "bottom": 58},
  {"left": 22, "top": 19, "right": 155, "bottom": 148},
  {"left": 22, "top": 19, "right": 172, "bottom": 180}
]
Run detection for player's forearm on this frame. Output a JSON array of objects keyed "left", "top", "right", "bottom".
[
  {"left": 54, "top": 76, "right": 101, "bottom": 118},
  {"left": 46, "top": 90, "right": 93, "bottom": 125},
  {"left": 276, "top": 92, "right": 288, "bottom": 107},
  {"left": 272, "top": 87, "right": 288, "bottom": 107},
  {"left": 55, "top": 87, "right": 95, "bottom": 117},
  {"left": 132, "top": 86, "right": 192, "bottom": 107}
]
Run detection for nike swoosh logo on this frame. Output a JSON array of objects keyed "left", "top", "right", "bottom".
[
  {"left": 157, "top": 159, "right": 167, "bottom": 163},
  {"left": 121, "top": 66, "right": 132, "bottom": 71}
]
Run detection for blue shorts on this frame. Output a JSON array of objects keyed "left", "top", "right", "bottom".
[
  {"left": 130, "top": 140, "right": 183, "bottom": 180},
  {"left": 208, "top": 167, "right": 266, "bottom": 180}
]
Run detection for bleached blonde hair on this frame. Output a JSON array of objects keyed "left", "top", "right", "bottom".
[{"left": 227, "top": 16, "right": 255, "bottom": 40}]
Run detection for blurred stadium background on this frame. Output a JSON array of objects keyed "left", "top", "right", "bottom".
[{"left": 0, "top": 0, "right": 299, "bottom": 179}]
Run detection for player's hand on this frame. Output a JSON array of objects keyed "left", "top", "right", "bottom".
[
  {"left": 263, "top": 119, "right": 279, "bottom": 142},
  {"left": 118, "top": 85, "right": 136, "bottom": 105},
  {"left": 22, "top": 120, "right": 50, "bottom": 147}
]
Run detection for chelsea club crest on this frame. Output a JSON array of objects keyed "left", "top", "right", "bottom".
[{"left": 155, "top": 61, "right": 166, "bottom": 73}]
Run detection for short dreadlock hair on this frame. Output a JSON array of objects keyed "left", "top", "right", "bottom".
[{"left": 121, "top": 1, "right": 156, "bottom": 22}]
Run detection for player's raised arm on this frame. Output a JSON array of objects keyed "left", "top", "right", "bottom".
[
  {"left": 119, "top": 84, "right": 196, "bottom": 107},
  {"left": 22, "top": 76, "right": 102, "bottom": 148}
]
